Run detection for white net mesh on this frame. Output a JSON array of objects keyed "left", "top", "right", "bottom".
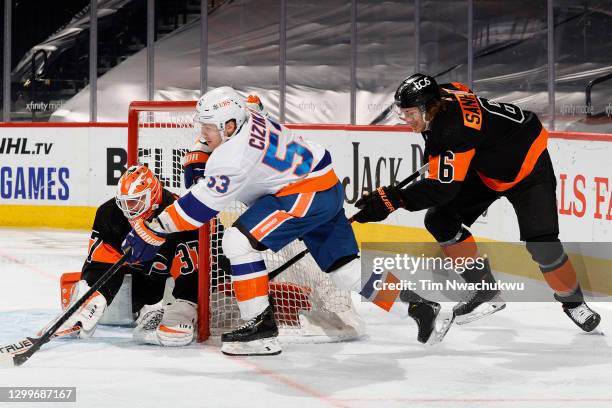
[{"left": 133, "top": 106, "right": 364, "bottom": 342}]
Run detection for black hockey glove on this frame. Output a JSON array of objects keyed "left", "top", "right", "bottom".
[{"left": 352, "top": 186, "right": 405, "bottom": 223}]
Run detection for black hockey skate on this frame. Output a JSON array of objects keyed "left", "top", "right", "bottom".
[
  {"left": 453, "top": 259, "right": 506, "bottom": 325},
  {"left": 400, "top": 290, "right": 454, "bottom": 344},
  {"left": 562, "top": 302, "right": 601, "bottom": 333},
  {"left": 221, "top": 303, "right": 281, "bottom": 356}
]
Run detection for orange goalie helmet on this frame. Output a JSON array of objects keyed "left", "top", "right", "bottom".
[{"left": 116, "top": 165, "right": 162, "bottom": 221}]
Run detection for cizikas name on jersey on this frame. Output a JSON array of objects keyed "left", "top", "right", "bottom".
[{"left": 0, "top": 138, "right": 53, "bottom": 155}]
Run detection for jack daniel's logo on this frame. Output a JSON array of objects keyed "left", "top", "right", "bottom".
[{"left": 341, "top": 142, "right": 425, "bottom": 204}]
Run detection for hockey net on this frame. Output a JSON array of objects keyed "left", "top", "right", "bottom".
[{"left": 127, "top": 101, "right": 365, "bottom": 343}]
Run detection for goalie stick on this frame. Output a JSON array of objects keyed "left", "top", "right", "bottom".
[
  {"left": 0, "top": 326, "right": 81, "bottom": 357},
  {"left": 268, "top": 163, "right": 429, "bottom": 281},
  {"left": 0, "top": 249, "right": 132, "bottom": 367}
]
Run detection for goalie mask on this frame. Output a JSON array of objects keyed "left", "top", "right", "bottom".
[
  {"left": 116, "top": 165, "right": 162, "bottom": 221},
  {"left": 193, "top": 86, "right": 247, "bottom": 144}
]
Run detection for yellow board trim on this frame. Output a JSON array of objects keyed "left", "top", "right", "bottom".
[
  {"left": 1, "top": 207, "right": 610, "bottom": 294},
  {"left": 352, "top": 222, "right": 435, "bottom": 243},
  {"left": 352, "top": 223, "right": 612, "bottom": 296},
  {"left": 0, "top": 205, "right": 96, "bottom": 230}
]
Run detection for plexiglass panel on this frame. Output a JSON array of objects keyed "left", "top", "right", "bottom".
[
  {"left": 285, "top": 0, "right": 351, "bottom": 124},
  {"left": 472, "top": 0, "right": 548, "bottom": 123}
]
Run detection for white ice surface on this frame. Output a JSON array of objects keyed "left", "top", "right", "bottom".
[{"left": 0, "top": 227, "right": 610, "bottom": 408}]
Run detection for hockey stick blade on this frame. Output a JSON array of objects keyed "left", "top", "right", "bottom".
[
  {"left": 268, "top": 164, "right": 429, "bottom": 281},
  {"left": 0, "top": 337, "right": 36, "bottom": 358},
  {"left": 0, "top": 354, "right": 16, "bottom": 368},
  {"left": 0, "top": 326, "right": 81, "bottom": 360},
  {"left": 11, "top": 250, "right": 131, "bottom": 367}
]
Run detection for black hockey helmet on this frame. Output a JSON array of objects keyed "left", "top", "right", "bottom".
[{"left": 394, "top": 73, "right": 441, "bottom": 112}]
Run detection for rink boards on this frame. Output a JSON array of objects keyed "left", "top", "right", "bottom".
[{"left": 0, "top": 123, "right": 610, "bottom": 292}]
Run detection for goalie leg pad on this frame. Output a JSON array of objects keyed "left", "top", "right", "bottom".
[
  {"left": 156, "top": 299, "right": 197, "bottom": 347},
  {"left": 52, "top": 280, "right": 107, "bottom": 339},
  {"left": 133, "top": 301, "right": 164, "bottom": 345}
]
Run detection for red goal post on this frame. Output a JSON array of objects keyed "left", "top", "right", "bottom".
[{"left": 127, "top": 100, "right": 212, "bottom": 341}]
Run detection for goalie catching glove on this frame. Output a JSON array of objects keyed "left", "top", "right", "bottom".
[{"left": 352, "top": 185, "right": 405, "bottom": 223}]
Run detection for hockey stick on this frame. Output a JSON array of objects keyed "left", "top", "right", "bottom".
[
  {"left": 0, "top": 249, "right": 131, "bottom": 367},
  {"left": 268, "top": 163, "right": 429, "bottom": 281},
  {"left": 0, "top": 327, "right": 81, "bottom": 358}
]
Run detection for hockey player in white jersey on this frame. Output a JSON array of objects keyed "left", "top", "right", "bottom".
[{"left": 123, "top": 87, "right": 452, "bottom": 355}]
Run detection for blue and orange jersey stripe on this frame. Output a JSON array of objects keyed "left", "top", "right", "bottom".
[{"left": 250, "top": 192, "right": 315, "bottom": 241}]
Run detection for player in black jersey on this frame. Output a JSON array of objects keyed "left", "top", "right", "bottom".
[
  {"left": 353, "top": 73, "right": 600, "bottom": 332},
  {"left": 57, "top": 165, "right": 200, "bottom": 346}
]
